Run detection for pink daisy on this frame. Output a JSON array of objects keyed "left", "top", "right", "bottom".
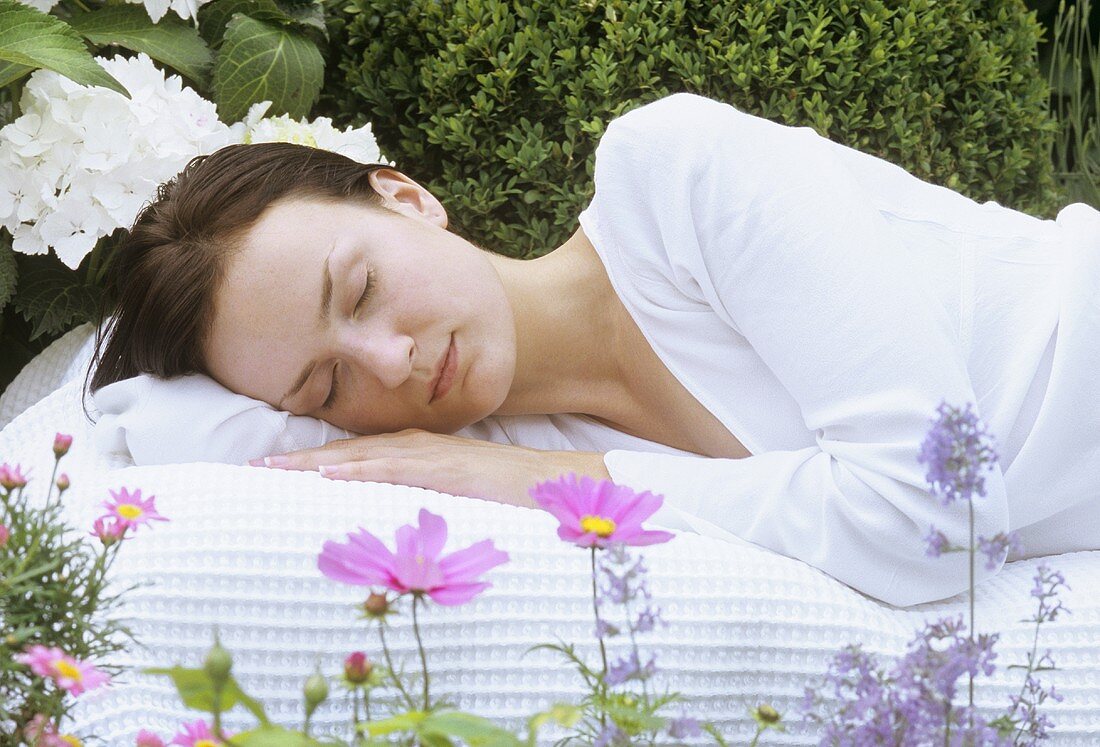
[
  {"left": 169, "top": 719, "right": 230, "bottom": 746},
  {"left": 530, "top": 473, "right": 676, "bottom": 549},
  {"left": 90, "top": 516, "right": 128, "bottom": 546},
  {"left": 135, "top": 730, "right": 166, "bottom": 747},
  {"left": 0, "top": 462, "right": 28, "bottom": 490},
  {"left": 318, "top": 508, "right": 509, "bottom": 606},
  {"left": 100, "top": 488, "right": 168, "bottom": 532},
  {"left": 14, "top": 644, "right": 110, "bottom": 696}
]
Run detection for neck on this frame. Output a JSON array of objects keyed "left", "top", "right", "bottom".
[{"left": 487, "top": 228, "right": 628, "bottom": 421}]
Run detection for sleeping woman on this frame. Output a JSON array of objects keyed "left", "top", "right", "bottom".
[{"left": 86, "top": 91, "right": 1100, "bottom": 608}]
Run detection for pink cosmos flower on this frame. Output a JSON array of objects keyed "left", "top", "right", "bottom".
[
  {"left": 135, "top": 729, "right": 167, "bottom": 747},
  {"left": 169, "top": 719, "right": 230, "bottom": 746},
  {"left": 14, "top": 644, "right": 110, "bottom": 696},
  {"left": 317, "top": 508, "right": 509, "bottom": 606},
  {"left": 0, "top": 523, "right": 9, "bottom": 548},
  {"left": 100, "top": 487, "right": 168, "bottom": 532},
  {"left": 90, "top": 516, "right": 128, "bottom": 546},
  {"left": 0, "top": 462, "right": 28, "bottom": 490},
  {"left": 53, "top": 433, "right": 73, "bottom": 458},
  {"left": 530, "top": 473, "right": 676, "bottom": 549},
  {"left": 24, "top": 713, "right": 69, "bottom": 747}
]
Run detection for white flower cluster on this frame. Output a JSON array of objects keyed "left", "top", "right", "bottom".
[
  {"left": 239, "top": 100, "right": 395, "bottom": 168},
  {"left": 17, "top": 0, "right": 209, "bottom": 22},
  {"left": 0, "top": 53, "right": 236, "bottom": 268},
  {"left": 0, "top": 53, "right": 394, "bottom": 269}
]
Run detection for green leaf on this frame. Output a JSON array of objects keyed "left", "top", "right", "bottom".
[
  {"left": 0, "top": 238, "right": 16, "bottom": 312},
  {"left": 198, "top": 0, "right": 289, "bottom": 48},
  {"left": 0, "top": 0, "right": 129, "bottom": 97},
  {"left": 229, "top": 725, "right": 329, "bottom": 746},
  {"left": 358, "top": 710, "right": 428, "bottom": 737},
  {"left": 419, "top": 711, "right": 524, "bottom": 747},
  {"left": 0, "top": 58, "right": 32, "bottom": 87},
  {"left": 69, "top": 5, "right": 213, "bottom": 88},
  {"left": 12, "top": 257, "right": 102, "bottom": 341},
  {"left": 140, "top": 666, "right": 271, "bottom": 725},
  {"left": 525, "top": 703, "right": 582, "bottom": 745},
  {"left": 212, "top": 13, "right": 322, "bottom": 121}
]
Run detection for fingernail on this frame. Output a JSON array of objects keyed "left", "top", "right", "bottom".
[
  {"left": 264, "top": 455, "right": 290, "bottom": 468},
  {"left": 248, "top": 458, "right": 264, "bottom": 467},
  {"left": 319, "top": 465, "right": 339, "bottom": 478}
]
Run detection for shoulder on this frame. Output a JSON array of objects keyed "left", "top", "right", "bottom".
[{"left": 600, "top": 92, "right": 738, "bottom": 145}]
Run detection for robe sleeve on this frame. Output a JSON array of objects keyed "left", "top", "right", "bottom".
[{"left": 593, "top": 93, "right": 1009, "bottom": 607}]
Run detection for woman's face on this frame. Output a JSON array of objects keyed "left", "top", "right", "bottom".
[{"left": 202, "top": 187, "right": 518, "bottom": 435}]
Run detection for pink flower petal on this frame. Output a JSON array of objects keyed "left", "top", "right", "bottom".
[
  {"left": 426, "top": 580, "right": 491, "bottom": 606},
  {"left": 437, "top": 539, "right": 509, "bottom": 580},
  {"left": 417, "top": 509, "right": 448, "bottom": 559}
]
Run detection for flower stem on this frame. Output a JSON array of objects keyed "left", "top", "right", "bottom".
[
  {"left": 968, "top": 498, "right": 975, "bottom": 729},
  {"left": 1011, "top": 595, "right": 1048, "bottom": 744},
  {"left": 591, "top": 548, "right": 609, "bottom": 730},
  {"left": 378, "top": 620, "right": 417, "bottom": 712},
  {"left": 45, "top": 457, "right": 60, "bottom": 510},
  {"left": 411, "top": 593, "right": 430, "bottom": 711},
  {"left": 748, "top": 725, "right": 764, "bottom": 747}
]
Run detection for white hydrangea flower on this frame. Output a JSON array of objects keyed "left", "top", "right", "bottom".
[
  {"left": 0, "top": 52, "right": 237, "bottom": 269},
  {"left": 16, "top": 0, "right": 58, "bottom": 12},
  {"left": 239, "top": 100, "right": 396, "bottom": 166}
]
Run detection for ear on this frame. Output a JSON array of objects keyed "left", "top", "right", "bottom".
[{"left": 367, "top": 169, "right": 449, "bottom": 230}]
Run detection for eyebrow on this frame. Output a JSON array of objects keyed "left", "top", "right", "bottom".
[{"left": 279, "top": 242, "right": 337, "bottom": 409}]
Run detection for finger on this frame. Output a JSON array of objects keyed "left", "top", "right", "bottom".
[
  {"left": 251, "top": 438, "right": 377, "bottom": 470},
  {"left": 319, "top": 458, "right": 406, "bottom": 486}
]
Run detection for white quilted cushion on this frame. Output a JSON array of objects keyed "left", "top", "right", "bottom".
[
  {"left": 0, "top": 322, "right": 96, "bottom": 430},
  {"left": 1, "top": 370, "right": 1098, "bottom": 744}
]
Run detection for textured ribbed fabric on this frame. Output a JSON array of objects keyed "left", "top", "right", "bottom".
[{"left": 1, "top": 376, "right": 1098, "bottom": 745}]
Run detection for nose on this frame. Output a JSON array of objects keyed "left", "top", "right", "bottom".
[{"left": 329, "top": 322, "right": 414, "bottom": 391}]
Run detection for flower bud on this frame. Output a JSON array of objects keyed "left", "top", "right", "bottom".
[
  {"left": 752, "top": 703, "right": 781, "bottom": 725},
  {"left": 0, "top": 524, "right": 9, "bottom": 549},
  {"left": 363, "top": 591, "right": 390, "bottom": 618},
  {"left": 203, "top": 635, "right": 233, "bottom": 686},
  {"left": 343, "top": 651, "right": 372, "bottom": 684},
  {"left": 0, "top": 463, "right": 28, "bottom": 490},
  {"left": 53, "top": 433, "right": 73, "bottom": 458},
  {"left": 56, "top": 473, "right": 70, "bottom": 493},
  {"left": 304, "top": 665, "right": 329, "bottom": 716}
]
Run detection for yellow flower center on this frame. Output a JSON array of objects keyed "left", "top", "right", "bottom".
[
  {"left": 194, "top": 741, "right": 220, "bottom": 747},
  {"left": 54, "top": 660, "right": 82, "bottom": 681},
  {"left": 580, "top": 515, "right": 616, "bottom": 537},
  {"left": 117, "top": 504, "right": 142, "bottom": 520},
  {"left": 60, "top": 737, "right": 83, "bottom": 747},
  {"left": 416, "top": 554, "right": 424, "bottom": 565}
]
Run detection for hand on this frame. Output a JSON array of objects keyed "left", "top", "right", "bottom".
[{"left": 250, "top": 428, "right": 612, "bottom": 510}]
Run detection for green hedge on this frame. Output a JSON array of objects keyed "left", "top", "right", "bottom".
[{"left": 318, "top": 0, "right": 1064, "bottom": 260}]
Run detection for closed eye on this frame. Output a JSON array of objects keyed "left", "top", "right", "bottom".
[
  {"left": 321, "top": 268, "right": 374, "bottom": 412},
  {"left": 355, "top": 267, "right": 376, "bottom": 315}
]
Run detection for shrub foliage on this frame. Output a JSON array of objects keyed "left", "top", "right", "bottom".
[{"left": 319, "top": 0, "right": 1064, "bottom": 260}]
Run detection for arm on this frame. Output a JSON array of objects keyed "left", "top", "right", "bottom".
[{"left": 593, "top": 93, "right": 1008, "bottom": 607}]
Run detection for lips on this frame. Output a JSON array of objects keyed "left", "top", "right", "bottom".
[{"left": 429, "top": 334, "right": 455, "bottom": 403}]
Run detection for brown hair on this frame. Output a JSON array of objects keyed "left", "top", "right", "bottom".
[{"left": 84, "top": 142, "right": 396, "bottom": 415}]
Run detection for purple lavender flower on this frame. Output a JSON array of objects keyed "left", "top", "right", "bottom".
[
  {"left": 666, "top": 714, "right": 703, "bottom": 739},
  {"left": 605, "top": 650, "right": 658, "bottom": 686},
  {"left": 917, "top": 401, "right": 1000, "bottom": 505},
  {"left": 595, "top": 618, "right": 621, "bottom": 638},
  {"left": 924, "top": 525, "right": 952, "bottom": 558},
  {"left": 633, "top": 605, "right": 664, "bottom": 634},
  {"left": 977, "top": 530, "right": 1025, "bottom": 571},
  {"left": 593, "top": 723, "right": 630, "bottom": 747}
]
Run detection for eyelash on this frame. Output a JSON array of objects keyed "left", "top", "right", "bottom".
[{"left": 320, "top": 267, "right": 375, "bottom": 412}]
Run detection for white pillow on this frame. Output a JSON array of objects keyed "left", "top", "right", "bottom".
[
  {"left": 2, "top": 375, "right": 1097, "bottom": 745},
  {"left": 91, "top": 372, "right": 356, "bottom": 466}
]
